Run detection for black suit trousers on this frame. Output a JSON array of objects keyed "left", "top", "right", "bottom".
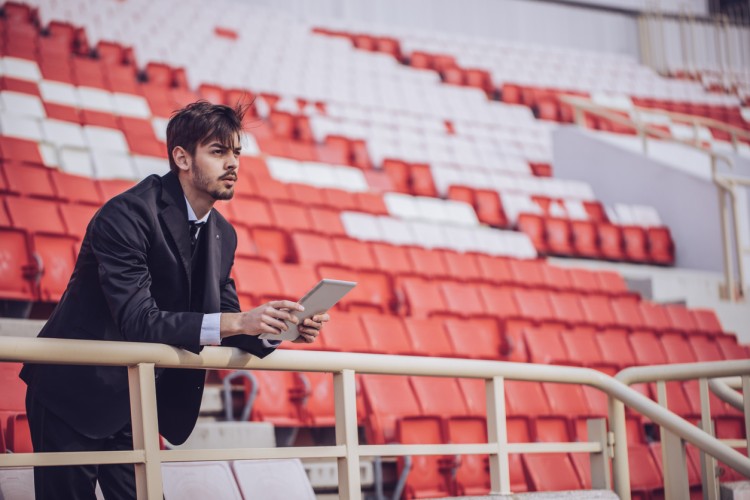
[{"left": 26, "top": 391, "right": 137, "bottom": 500}]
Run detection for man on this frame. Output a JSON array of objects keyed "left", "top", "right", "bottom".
[{"left": 20, "top": 101, "right": 329, "bottom": 499}]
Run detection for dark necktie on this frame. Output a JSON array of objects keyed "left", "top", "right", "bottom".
[{"left": 189, "top": 221, "right": 205, "bottom": 251}]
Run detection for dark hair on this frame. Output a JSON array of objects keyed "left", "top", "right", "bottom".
[{"left": 166, "top": 100, "right": 247, "bottom": 173}]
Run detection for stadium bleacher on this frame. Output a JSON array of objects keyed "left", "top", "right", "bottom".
[{"left": 0, "top": 0, "right": 748, "bottom": 498}]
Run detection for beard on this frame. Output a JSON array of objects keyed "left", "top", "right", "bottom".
[{"left": 191, "top": 160, "right": 235, "bottom": 200}]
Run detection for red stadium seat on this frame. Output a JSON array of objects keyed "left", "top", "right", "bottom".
[
  {"left": 0, "top": 137, "right": 43, "bottom": 166},
  {"left": 34, "top": 234, "right": 77, "bottom": 301},
  {"left": 474, "top": 189, "right": 507, "bottom": 227},
  {"left": 249, "top": 227, "right": 292, "bottom": 263},
  {"left": 523, "top": 454, "right": 583, "bottom": 491},
  {"left": 628, "top": 445, "right": 663, "bottom": 499},
  {"left": 567, "top": 268, "right": 601, "bottom": 294},
  {"left": 2, "top": 162, "right": 56, "bottom": 199},
  {"left": 475, "top": 255, "right": 514, "bottom": 285},
  {"left": 548, "top": 292, "right": 586, "bottom": 326},
  {"left": 409, "top": 163, "right": 437, "bottom": 197},
  {"left": 443, "top": 317, "right": 503, "bottom": 360},
  {"left": 560, "top": 329, "right": 610, "bottom": 370},
  {"left": 360, "top": 314, "right": 413, "bottom": 355},
  {"left": 406, "top": 247, "right": 449, "bottom": 279},
  {"left": 539, "top": 264, "right": 572, "bottom": 291},
  {"left": 232, "top": 257, "right": 283, "bottom": 302},
  {"left": 647, "top": 227, "right": 675, "bottom": 265},
  {"left": 639, "top": 301, "right": 671, "bottom": 332},
  {"left": 273, "top": 263, "right": 321, "bottom": 300},
  {"left": 402, "top": 317, "right": 455, "bottom": 358},
  {"left": 440, "top": 280, "right": 487, "bottom": 317},
  {"left": 716, "top": 335, "right": 748, "bottom": 360},
  {"left": 331, "top": 237, "right": 376, "bottom": 270},
  {"left": 270, "top": 201, "right": 312, "bottom": 232},
  {"left": 5, "top": 413, "right": 32, "bottom": 453},
  {"left": 295, "top": 372, "right": 335, "bottom": 426},
  {"left": 513, "top": 288, "right": 555, "bottom": 322},
  {"left": 579, "top": 295, "right": 617, "bottom": 328},
  {"left": 360, "top": 374, "right": 421, "bottom": 444},
  {"left": 291, "top": 232, "right": 337, "bottom": 265},
  {"left": 371, "top": 242, "right": 414, "bottom": 276},
  {"left": 59, "top": 203, "right": 97, "bottom": 240},
  {"left": 442, "top": 251, "right": 483, "bottom": 282},
  {"left": 50, "top": 170, "right": 102, "bottom": 207},
  {"left": 545, "top": 217, "right": 574, "bottom": 256},
  {"left": 597, "top": 223, "right": 624, "bottom": 260},
  {"left": 316, "top": 311, "right": 370, "bottom": 353},
  {"left": 400, "top": 277, "right": 449, "bottom": 318},
  {"left": 570, "top": 220, "right": 600, "bottom": 258},
  {"left": 691, "top": 309, "right": 723, "bottom": 336},
  {"left": 410, "top": 376, "right": 469, "bottom": 417},
  {"left": 524, "top": 326, "right": 570, "bottom": 365},
  {"left": 509, "top": 259, "right": 547, "bottom": 289},
  {"left": 663, "top": 304, "right": 699, "bottom": 335},
  {"left": 308, "top": 207, "right": 346, "bottom": 236},
  {"left": 610, "top": 296, "right": 646, "bottom": 330},
  {"left": 246, "top": 371, "right": 306, "bottom": 427},
  {"left": 446, "top": 417, "right": 491, "bottom": 496},
  {"left": 0, "top": 227, "right": 35, "bottom": 301},
  {"left": 596, "top": 330, "right": 637, "bottom": 370},
  {"left": 622, "top": 226, "right": 649, "bottom": 263},
  {"left": 517, "top": 213, "right": 547, "bottom": 254},
  {"left": 396, "top": 417, "right": 452, "bottom": 499}
]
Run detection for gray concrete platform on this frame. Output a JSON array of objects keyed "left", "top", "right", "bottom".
[{"left": 436, "top": 491, "right": 619, "bottom": 500}]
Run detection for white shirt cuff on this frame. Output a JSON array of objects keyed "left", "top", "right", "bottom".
[
  {"left": 200, "top": 313, "right": 222, "bottom": 345},
  {"left": 201, "top": 313, "right": 281, "bottom": 349}
]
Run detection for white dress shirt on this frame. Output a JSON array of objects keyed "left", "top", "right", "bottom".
[{"left": 185, "top": 198, "right": 280, "bottom": 348}]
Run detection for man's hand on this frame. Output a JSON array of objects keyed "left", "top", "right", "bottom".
[
  {"left": 220, "top": 300, "right": 304, "bottom": 338},
  {"left": 292, "top": 313, "right": 330, "bottom": 343}
]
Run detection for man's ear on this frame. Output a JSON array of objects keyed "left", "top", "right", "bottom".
[{"left": 172, "top": 146, "right": 190, "bottom": 172}]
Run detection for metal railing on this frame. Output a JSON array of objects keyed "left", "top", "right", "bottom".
[
  {"left": 1, "top": 336, "right": 749, "bottom": 499},
  {"left": 617, "top": 361, "right": 750, "bottom": 500},
  {"left": 560, "top": 95, "right": 750, "bottom": 301}
]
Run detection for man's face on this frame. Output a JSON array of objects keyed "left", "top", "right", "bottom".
[{"left": 188, "top": 136, "right": 241, "bottom": 201}]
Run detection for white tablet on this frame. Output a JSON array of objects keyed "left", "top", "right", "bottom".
[{"left": 259, "top": 279, "right": 357, "bottom": 341}]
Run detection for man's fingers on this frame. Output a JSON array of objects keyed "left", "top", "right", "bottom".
[
  {"left": 269, "top": 300, "right": 304, "bottom": 312},
  {"left": 261, "top": 314, "right": 288, "bottom": 332},
  {"left": 264, "top": 306, "right": 299, "bottom": 324},
  {"left": 312, "top": 313, "right": 330, "bottom": 323},
  {"left": 260, "top": 323, "right": 283, "bottom": 336},
  {"left": 303, "top": 318, "right": 323, "bottom": 329},
  {"left": 299, "top": 327, "right": 320, "bottom": 337}
]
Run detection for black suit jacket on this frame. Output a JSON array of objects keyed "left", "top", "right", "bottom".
[{"left": 21, "top": 172, "right": 274, "bottom": 445}]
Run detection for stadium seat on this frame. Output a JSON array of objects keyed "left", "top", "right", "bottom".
[
  {"left": 331, "top": 237, "right": 377, "bottom": 270},
  {"left": 59, "top": 203, "right": 97, "bottom": 240},
  {"left": 691, "top": 309, "right": 723, "bottom": 336},
  {"left": 316, "top": 311, "right": 370, "bottom": 353},
  {"left": 524, "top": 326, "right": 570, "bottom": 365},
  {"left": 273, "top": 263, "right": 321, "bottom": 300},
  {"left": 647, "top": 227, "right": 675, "bottom": 265},
  {"left": 5, "top": 412, "right": 32, "bottom": 453},
  {"left": 627, "top": 445, "right": 663, "bottom": 500},
  {"left": 246, "top": 370, "right": 306, "bottom": 427},
  {"left": 291, "top": 231, "right": 337, "bottom": 265},
  {"left": 162, "top": 462, "right": 242, "bottom": 500},
  {"left": 361, "top": 314, "right": 414, "bottom": 355},
  {"left": 396, "top": 417, "right": 453, "bottom": 499},
  {"left": 2, "top": 162, "right": 56, "bottom": 199},
  {"left": 548, "top": 292, "right": 587, "bottom": 326},
  {"left": 545, "top": 217, "right": 574, "bottom": 256},
  {"left": 522, "top": 454, "right": 583, "bottom": 491},
  {"left": 443, "top": 317, "right": 503, "bottom": 360},
  {"left": 597, "top": 223, "right": 625, "bottom": 261},
  {"left": 249, "top": 227, "right": 293, "bottom": 262},
  {"left": 446, "top": 417, "right": 491, "bottom": 496},
  {"left": 570, "top": 220, "right": 600, "bottom": 258},
  {"left": 440, "top": 280, "right": 487, "bottom": 317},
  {"left": 402, "top": 317, "right": 456, "bottom": 358},
  {"left": 232, "top": 257, "right": 283, "bottom": 303},
  {"left": 360, "top": 374, "right": 422, "bottom": 444},
  {"left": 231, "top": 459, "right": 316, "bottom": 500},
  {"left": 0, "top": 225, "right": 35, "bottom": 301},
  {"left": 399, "top": 276, "right": 449, "bottom": 318}
]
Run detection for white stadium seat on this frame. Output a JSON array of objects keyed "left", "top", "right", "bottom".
[
  {"left": 231, "top": 459, "right": 316, "bottom": 500},
  {"left": 267, "top": 157, "right": 304, "bottom": 182},
  {"left": 41, "top": 119, "right": 87, "bottom": 148},
  {"left": 59, "top": 147, "right": 95, "bottom": 177},
  {"left": 162, "top": 461, "right": 242, "bottom": 500},
  {"left": 133, "top": 155, "right": 170, "bottom": 179},
  {"left": 39, "top": 81, "right": 79, "bottom": 108},
  {"left": 0, "top": 91, "right": 46, "bottom": 119},
  {"left": 377, "top": 216, "right": 414, "bottom": 245},
  {"left": 77, "top": 87, "right": 115, "bottom": 113},
  {"left": 1, "top": 57, "right": 42, "bottom": 82},
  {"left": 407, "top": 220, "right": 448, "bottom": 249},
  {"left": 83, "top": 126, "right": 129, "bottom": 153},
  {"left": 91, "top": 150, "right": 136, "bottom": 179},
  {"left": 112, "top": 93, "right": 151, "bottom": 118},
  {"left": 0, "top": 113, "right": 43, "bottom": 141},
  {"left": 341, "top": 211, "right": 382, "bottom": 241}
]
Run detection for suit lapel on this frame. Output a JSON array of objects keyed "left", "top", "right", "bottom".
[
  {"left": 158, "top": 172, "right": 192, "bottom": 287},
  {"left": 201, "top": 211, "right": 222, "bottom": 313}
]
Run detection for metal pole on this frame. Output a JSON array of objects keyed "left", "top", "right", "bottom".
[
  {"left": 728, "top": 181, "right": 747, "bottom": 297},
  {"left": 334, "top": 369, "right": 361, "bottom": 500},
  {"left": 127, "top": 363, "right": 163, "bottom": 500},
  {"left": 717, "top": 175, "right": 736, "bottom": 301},
  {"left": 487, "top": 376, "right": 511, "bottom": 495},
  {"left": 743, "top": 376, "right": 750, "bottom": 460},
  {"left": 699, "top": 379, "right": 720, "bottom": 500},
  {"left": 609, "top": 396, "right": 631, "bottom": 500},
  {"left": 588, "top": 418, "right": 612, "bottom": 489}
]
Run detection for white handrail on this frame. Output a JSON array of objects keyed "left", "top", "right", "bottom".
[{"left": 1, "top": 336, "right": 748, "bottom": 500}]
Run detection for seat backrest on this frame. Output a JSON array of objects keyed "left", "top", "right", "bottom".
[
  {"left": 0, "top": 466, "right": 35, "bottom": 500},
  {"left": 402, "top": 317, "right": 455, "bottom": 358},
  {"left": 443, "top": 317, "right": 502, "bottom": 360},
  {"left": 360, "top": 374, "right": 421, "bottom": 444},
  {"left": 360, "top": 313, "right": 412, "bottom": 355},
  {"left": 410, "top": 376, "right": 468, "bottom": 417},
  {"left": 231, "top": 459, "right": 315, "bottom": 500},
  {"left": 162, "top": 461, "right": 242, "bottom": 500}
]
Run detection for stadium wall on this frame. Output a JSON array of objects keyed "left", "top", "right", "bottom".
[{"left": 552, "top": 126, "right": 726, "bottom": 274}]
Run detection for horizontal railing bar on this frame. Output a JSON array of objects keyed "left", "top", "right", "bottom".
[
  {"left": 617, "top": 360, "right": 750, "bottom": 384},
  {"left": 358, "top": 441, "right": 602, "bottom": 457},
  {"left": 721, "top": 439, "right": 748, "bottom": 448},
  {"left": 0, "top": 450, "right": 145, "bottom": 467},
  {"left": 709, "top": 377, "right": 744, "bottom": 411},
  {"left": 161, "top": 446, "right": 346, "bottom": 462}
]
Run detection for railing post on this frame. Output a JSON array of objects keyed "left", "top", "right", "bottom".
[
  {"left": 334, "top": 369, "right": 361, "bottom": 500},
  {"left": 609, "top": 396, "right": 631, "bottom": 500},
  {"left": 486, "top": 375, "right": 510, "bottom": 495},
  {"left": 656, "top": 381, "right": 690, "bottom": 500},
  {"left": 587, "top": 418, "right": 611, "bottom": 490},
  {"left": 699, "top": 378, "right": 720, "bottom": 500},
  {"left": 718, "top": 183, "right": 736, "bottom": 301},
  {"left": 728, "top": 181, "right": 747, "bottom": 297},
  {"left": 742, "top": 376, "right": 750, "bottom": 460},
  {"left": 127, "top": 362, "right": 163, "bottom": 500}
]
